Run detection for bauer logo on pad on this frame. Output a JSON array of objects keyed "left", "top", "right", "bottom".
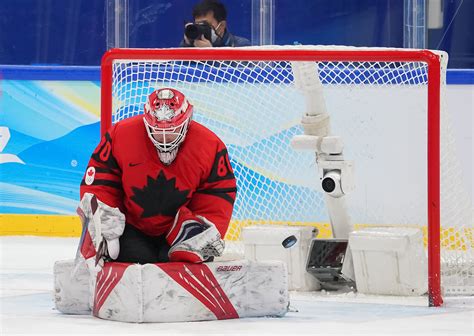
[{"left": 216, "top": 265, "right": 243, "bottom": 272}]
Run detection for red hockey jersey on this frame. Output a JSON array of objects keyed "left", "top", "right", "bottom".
[{"left": 80, "top": 116, "right": 237, "bottom": 237}]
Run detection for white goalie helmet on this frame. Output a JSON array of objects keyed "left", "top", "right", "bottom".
[{"left": 143, "top": 88, "right": 193, "bottom": 164}]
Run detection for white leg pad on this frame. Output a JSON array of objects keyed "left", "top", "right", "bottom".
[
  {"left": 54, "top": 259, "right": 91, "bottom": 314},
  {"left": 93, "top": 260, "right": 288, "bottom": 322}
]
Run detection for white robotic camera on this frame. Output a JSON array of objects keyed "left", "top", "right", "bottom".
[
  {"left": 290, "top": 61, "right": 356, "bottom": 288},
  {"left": 319, "top": 159, "right": 355, "bottom": 199},
  {"left": 322, "top": 170, "right": 343, "bottom": 197},
  {"left": 291, "top": 135, "right": 355, "bottom": 289},
  {"left": 291, "top": 135, "right": 354, "bottom": 238}
]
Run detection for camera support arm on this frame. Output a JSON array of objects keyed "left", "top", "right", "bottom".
[
  {"left": 290, "top": 61, "right": 354, "bottom": 240},
  {"left": 291, "top": 135, "right": 354, "bottom": 239}
]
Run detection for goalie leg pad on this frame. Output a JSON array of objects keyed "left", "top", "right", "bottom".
[
  {"left": 93, "top": 260, "right": 289, "bottom": 322},
  {"left": 54, "top": 259, "right": 91, "bottom": 314}
]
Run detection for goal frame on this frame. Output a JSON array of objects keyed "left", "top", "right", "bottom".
[{"left": 100, "top": 47, "right": 442, "bottom": 306}]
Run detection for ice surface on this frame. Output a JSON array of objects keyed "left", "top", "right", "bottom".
[{"left": 1, "top": 236, "right": 472, "bottom": 335}]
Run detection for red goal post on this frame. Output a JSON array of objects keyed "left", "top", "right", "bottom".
[{"left": 100, "top": 46, "right": 465, "bottom": 307}]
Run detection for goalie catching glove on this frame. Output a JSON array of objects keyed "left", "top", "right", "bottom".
[{"left": 166, "top": 207, "right": 225, "bottom": 263}]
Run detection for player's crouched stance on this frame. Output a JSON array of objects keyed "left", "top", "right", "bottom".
[{"left": 54, "top": 88, "right": 288, "bottom": 322}]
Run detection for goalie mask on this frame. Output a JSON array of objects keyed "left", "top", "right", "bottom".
[{"left": 143, "top": 88, "right": 193, "bottom": 165}]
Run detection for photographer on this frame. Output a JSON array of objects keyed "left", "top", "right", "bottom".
[{"left": 180, "top": 0, "right": 250, "bottom": 48}]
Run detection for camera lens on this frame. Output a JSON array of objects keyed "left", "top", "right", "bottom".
[
  {"left": 322, "top": 177, "right": 336, "bottom": 193},
  {"left": 184, "top": 22, "right": 213, "bottom": 42},
  {"left": 185, "top": 24, "right": 200, "bottom": 40}
]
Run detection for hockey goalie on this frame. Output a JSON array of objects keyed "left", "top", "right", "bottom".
[{"left": 53, "top": 88, "right": 288, "bottom": 322}]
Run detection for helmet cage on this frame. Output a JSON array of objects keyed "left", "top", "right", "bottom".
[{"left": 143, "top": 117, "right": 190, "bottom": 153}]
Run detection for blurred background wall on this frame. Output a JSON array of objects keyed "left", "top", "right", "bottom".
[{"left": 0, "top": 0, "right": 472, "bottom": 68}]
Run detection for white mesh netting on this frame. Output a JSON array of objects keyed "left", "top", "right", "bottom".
[{"left": 106, "top": 47, "right": 473, "bottom": 295}]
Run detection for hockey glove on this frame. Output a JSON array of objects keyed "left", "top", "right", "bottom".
[
  {"left": 78, "top": 193, "right": 125, "bottom": 265},
  {"left": 166, "top": 208, "right": 225, "bottom": 263}
]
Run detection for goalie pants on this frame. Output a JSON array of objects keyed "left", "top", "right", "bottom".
[{"left": 116, "top": 224, "right": 171, "bottom": 264}]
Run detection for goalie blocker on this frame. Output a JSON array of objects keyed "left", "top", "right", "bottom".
[{"left": 54, "top": 259, "right": 288, "bottom": 322}]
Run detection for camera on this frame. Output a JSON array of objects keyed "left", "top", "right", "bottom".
[
  {"left": 184, "top": 22, "right": 212, "bottom": 43},
  {"left": 321, "top": 170, "right": 344, "bottom": 198}
]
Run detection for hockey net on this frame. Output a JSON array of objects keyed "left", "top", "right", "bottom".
[{"left": 101, "top": 46, "right": 473, "bottom": 304}]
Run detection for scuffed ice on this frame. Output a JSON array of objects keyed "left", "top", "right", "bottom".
[{"left": 1, "top": 236, "right": 473, "bottom": 335}]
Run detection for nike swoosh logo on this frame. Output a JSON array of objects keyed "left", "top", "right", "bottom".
[{"left": 129, "top": 162, "right": 142, "bottom": 167}]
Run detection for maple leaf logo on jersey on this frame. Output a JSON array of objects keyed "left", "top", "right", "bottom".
[{"left": 130, "top": 170, "right": 190, "bottom": 218}]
